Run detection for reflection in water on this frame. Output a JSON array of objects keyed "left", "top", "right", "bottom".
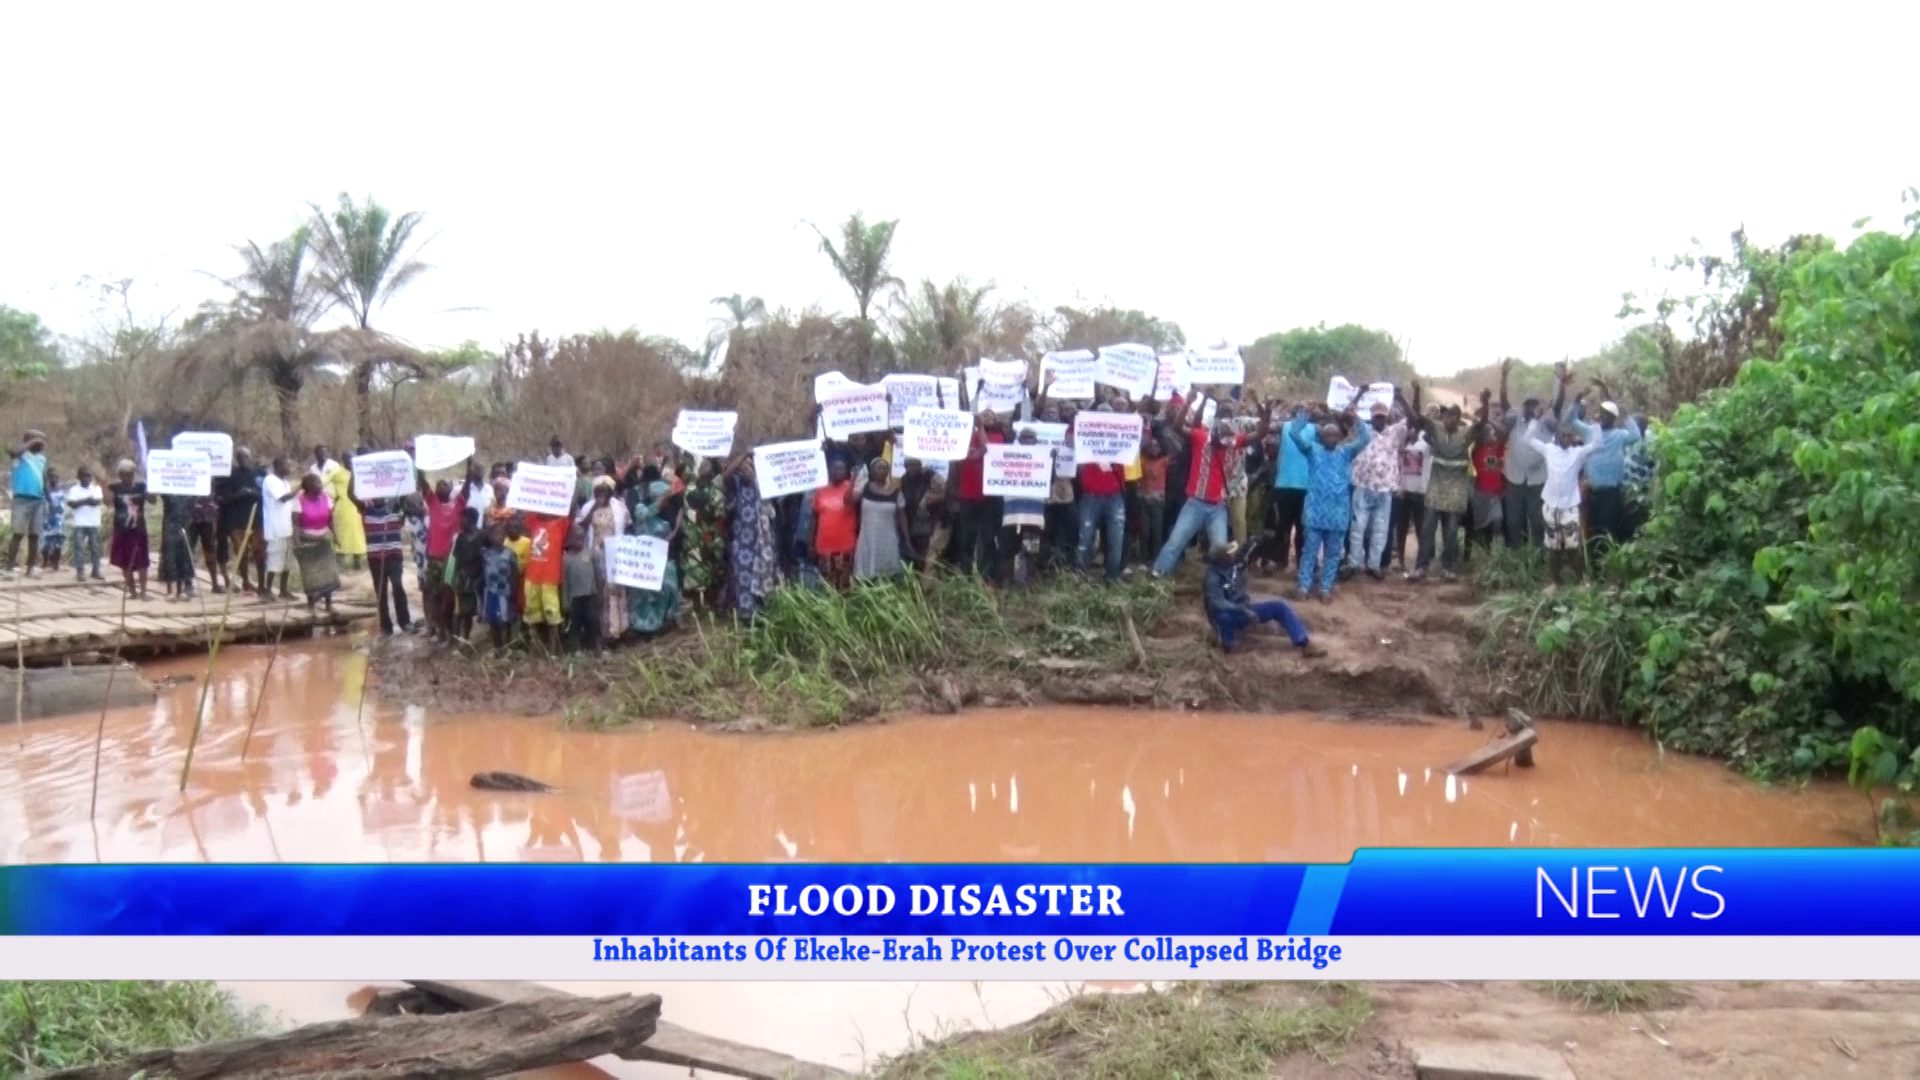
[
  {"left": 1, "top": 642, "right": 1868, "bottom": 1071},
  {"left": 0, "top": 644, "right": 1866, "bottom": 866}
]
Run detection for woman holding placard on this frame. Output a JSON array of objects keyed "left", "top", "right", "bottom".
[
  {"left": 324, "top": 447, "right": 368, "bottom": 571},
  {"left": 810, "top": 458, "right": 860, "bottom": 589},
  {"left": 575, "top": 475, "right": 630, "bottom": 644},
  {"left": 626, "top": 480, "right": 681, "bottom": 635},
  {"left": 853, "top": 455, "right": 913, "bottom": 581}
]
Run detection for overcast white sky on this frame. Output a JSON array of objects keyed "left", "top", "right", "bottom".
[{"left": 6, "top": 2, "right": 1916, "bottom": 374}]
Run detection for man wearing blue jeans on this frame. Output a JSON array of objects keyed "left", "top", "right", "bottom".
[
  {"left": 1152, "top": 395, "right": 1276, "bottom": 577},
  {"left": 1204, "top": 542, "right": 1325, "bottom": 656},
  {"left": 1342, "top": 403, "right": 1409, "bottom": 579}
]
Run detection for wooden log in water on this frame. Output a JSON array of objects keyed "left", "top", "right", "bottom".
[
  {"left": 409, "top": 980, "right": 853, "bottom": 1080},
  {"left": 1444, "top": 728, "right": 1539, "bottom": 776},
  {"left": 0, "top": 664, "right": 154, "bottom": 723},
  {"left": 42, "top": 992, "right": 660, "bottom": 1080}
]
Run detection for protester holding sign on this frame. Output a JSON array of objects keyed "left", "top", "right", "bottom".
[
  {"left": 1071, "top": 404, "right": 1130, "bottom": 583},
  {"left": 416, "top": 455, "right": 475, "bottom": 643},
  {"left": 157, "top": 492, "right": 198, "bottom": 602},
  {"left": 626, "top": 480, "right": 682, "bottom": 635},
  {"left": 348, "top": 471, "right": 413, "bottom": 636},
  {"left": 953, "top": 378, "right": 1009, "bottom": 578},
  {"left": 996, "top": 430, "right": 1050, "bottom": 586},
  {"left": 216, "top": 447, "right": 264, "bottom": 595},
  {"left": 108, "top": 459, "right": 150, "bottom": 600},
  {"left": 315, "top": 445, "right": 366, "bottom": 572}
]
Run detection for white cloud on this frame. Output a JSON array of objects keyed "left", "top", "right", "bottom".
[{"left": 5, "top": 2, "right": 1915, "bottom": 373}]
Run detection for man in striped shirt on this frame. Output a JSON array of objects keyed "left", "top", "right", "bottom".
[{"left": 359, "top": 495, "right": 413, "bottom": 635}]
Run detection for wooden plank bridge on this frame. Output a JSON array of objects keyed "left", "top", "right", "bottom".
[{"left": 0, "top": 573, "right": 375, "bottom": 664}]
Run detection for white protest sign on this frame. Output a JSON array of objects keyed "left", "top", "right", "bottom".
[
  {"left": 506, "top": 462, "right": 578, "bottom": 516},
  {"left": 901, "top": 407, "right": 974, "bottom": 462},
  {"left": 145, "top": 450, "right": 212, "bottom": 496},
  {"left": 963, "top": 366, "right": 1025, "bottom": 415},
  {"left": 1073, "top": 412, "right": 1145, "bottom": 466},
  {"left": 1039, "top": 350, "right": 1097, "bottom": 400},
  {"left": 611, "top": 770, "right": 672, "bottom": 823},
  {"left": 1201, "top": 398, "right": 1219, "bottom": 428},
  {"left": 881, "top": 374, "right": 939, "bottom": 427},
  {"left": 1327, "top": 376, "right": 1359, "bottom": 410},
  {"left": 1186, "top": 347, "right": 1245, "bottom": 386},
  {"left": 982, "top": 444, "right": 1052, "bottom": 499},
  {"left": 1356, "top": 382, "right": 1397, "bottom": 413},
  {"left": 819, "top": 384, "right": 891, "bottom": 439},
  {"left": 1097, "top": 344, "right": 1157, "bottom": 397},
  {"left": 937, "top": 377, "right": 961, "bottom": 407},
  {"left": 606, "top": 534, "right": 670, "bottom": 590},
  {"left": 170, "top": 432, "right": 233, "bottom": 477},
  {"left": 671, "top": 410, "right": 738, "bottom": 457},
  {"left": 1017, "top": 420, "right": 1073, "bottom": 479},
  {"left": 977, "top": 356, "right": 1028, "bottom": 385},
  {"left": 813, "top": 370, "right": 856, "bottom": 402},
  {"left": 1155, "top": 352, "right": 1193, "bottom": 399},
  {"left": 753, "top": 439, "right": 829, "bottom": 499},
  {"left": 351, "top": 450, "right": 415, "bottom": 500},
  {"left": 413, "top": 434, "right": 475, "bottom": 472}
]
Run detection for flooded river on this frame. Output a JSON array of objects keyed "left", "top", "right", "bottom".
[{"left": 0, "top": 641, "right": 1868, "bottom": 1071}]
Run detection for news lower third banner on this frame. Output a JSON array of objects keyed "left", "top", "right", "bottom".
[{"left": 5, "top": 850, "right": 1920, "bottom": 980}]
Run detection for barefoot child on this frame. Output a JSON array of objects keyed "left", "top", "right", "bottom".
[{"left": 38, "top": 467, "right": 64, "bottom": 572}]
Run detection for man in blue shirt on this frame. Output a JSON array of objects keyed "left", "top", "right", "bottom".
[
  {"left": 6, "top": 429, "right": 49, "bottom": 575},
  {"left": 1570, "top": 377, "right": 1642, "bottom": 552}
]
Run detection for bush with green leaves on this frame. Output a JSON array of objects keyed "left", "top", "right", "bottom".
[{"left": 1497, "top": 210, "right": 1920, "bottom": 777}]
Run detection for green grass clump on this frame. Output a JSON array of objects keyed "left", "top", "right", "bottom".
[
  {"left": 600, "top": 573, "right": 1174, "bottom": 729},
  {"left": 878, "top": 983, "right": 1371, "bottom": 1080},
  {"left": 1537, "top": 980, "right": 1677, "bottom": 1013},
  {"left": 1, "top": 980, "right": 271, "bottom": 1074}
]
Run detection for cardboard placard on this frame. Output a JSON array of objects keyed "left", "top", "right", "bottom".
[
  {"left": 982, "top": 444, "right": 1052, "bottom": 499},
  {"left": 752, "top": 439, "right": 829, "bottom": 499},
  {"left": 880, "top": 374, "right": 938, "bottom": 428},
  {"left": 505, "top": 462, "right": 578, "bottom": 516},
  {"left": 351, "top": 450, "right": 415, "bottom": 500},
  {"left": 813, "top": 370, "right": 856, "bottom": 402},
  {"left": 1155, "top": 352, "right": 1193, "bottom": 400},
  {"left": 1186, "top": 347, "right": 1245, "bottom": 386},
  {"left": 963, "top": 365, "right": 1025, "bottom": 415},
  {"left": 819, "top": 384, "right": 891, "bottom": 439},
  {"left": 1356, "top": 382, "right": 1397, "bottom": 414},
  {"left": 146, "top": 450, "right": 212, "bottom": 496},
  {"left": 1017, "top": 420, "right": 1073, "bottom": 479},
  {"left": 1327, "top": 376, "right": 1359, "bottom": 410},
  {"left": 413, "top": 434, "right": 475, "bottom": 472},
  {"left": 977, "top": 356, "right": 1028, "bottom": 385},
  {"left": 671, "top": 410, "right": 738, "bottom": 458},
  {"left": 606, "top": 534, "right": 670, "bottom": 590},
  {"left": 1073, "top": 412, "right": 1145, "bottom": 466},
  {"left": 901, "top": 407, "right": 974, "bottom": 462},
  {"left": 170, "top": 432, "right": 233, "bottom": 478},
  {"left": 1096, "top": 343, "right": 1157, "bottom": 397},
  {"left": 1040, "top": 350, "right": 1097, "bottom": 400}
]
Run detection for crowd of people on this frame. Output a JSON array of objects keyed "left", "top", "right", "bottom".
[{"left": 0, "top": 359, "right": 1650, "bottom": 657}]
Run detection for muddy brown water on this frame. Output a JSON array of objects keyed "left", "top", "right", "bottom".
[{"left": 0, "top": 642, "right": 1869, "bottom": 1073}]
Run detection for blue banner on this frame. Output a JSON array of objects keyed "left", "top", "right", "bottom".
[{"left": 4, "top": 850, "right": 1915, "bottom": 936}]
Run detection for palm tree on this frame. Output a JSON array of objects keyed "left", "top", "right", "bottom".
[
  {"left": 893, "top": 277, "right": 997, "bottom": 372},
  {"left": 309, "top": 193, "right": 430, "bottom": 443},
  {"left": 173, "top": 227, "right": 332, "bottom": 449},
  {"left": 812, "top": 213, "right": 902, "bottom": 379},
  {"left": 706, "top": 293, "right": 767, "bottom": 370}
]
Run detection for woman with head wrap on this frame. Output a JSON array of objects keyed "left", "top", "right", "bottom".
[
  {"left": 810, "top": 457, "right": 859, "bottom": 589},
  {"left": 853, "top": 455, "right": 914, "bottom": 581},
  {"left": 574, "top": 474, "right": 630, "bottom": 644},
  {"left": 626, "top": 479, "right": 682, "bottom": 635}
]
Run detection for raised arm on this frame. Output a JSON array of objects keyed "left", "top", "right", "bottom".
[
  {"left": 1549, "top": 367, "right": 1570, "bottom": 420},
  {"left": 1289, "top": 416, "right": 1318, "bottom": 455},
  {"left": 1498, "top": 358, "right": 1512, "bottom": 412},
  {"left": 1254, "top": 397, "right": 1277, "bottom": 443}
]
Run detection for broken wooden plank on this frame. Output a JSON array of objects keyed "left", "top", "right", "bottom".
[
  {"left": 43, "top": 992, "right": 661, "bottom": 1080},
  {"left": 409, "top": 980, "right": 852, "bottom": 1080},
  {"left": 1445, "top": 728, "right": 1538, "bottom": 776}
]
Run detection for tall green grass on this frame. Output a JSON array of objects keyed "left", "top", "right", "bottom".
[
  {"left": 1475, "top": 586, "right": 1637, "bottom": 720},
  {"left": 1, "top": 981, "right": 270, "bottom": 1074},
  {"left": 600, "top": 574, "right": 1173, "bottom": 729}
]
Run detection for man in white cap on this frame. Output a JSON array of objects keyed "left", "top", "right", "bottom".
[
  {"left": 1571, "top": 376, "right": 1642, "bottom": 551},
  {"left": 5, "top": 429, "right": 49, "bottom": 575}
]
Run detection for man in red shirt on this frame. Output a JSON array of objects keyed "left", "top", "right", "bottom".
[
  {"left": 954, "top": 380, "right": 1011, "bottom": 577},
  {"left": 1151, "top": 396, "right": 1276, "bottom": 577},
  {"left": 1071, "top": 404, "right": 1131, "bottom": 582},
  {"left": 415, "top": 454, "right": 473, "bottom": 643}
]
